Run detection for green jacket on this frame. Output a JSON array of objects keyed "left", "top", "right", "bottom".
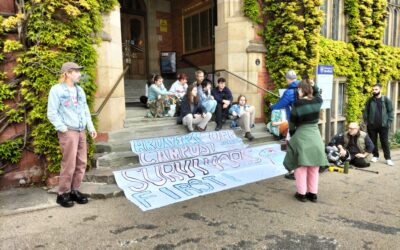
[
  {"left": 363, "top": 96, "right": 393, "bottom": 128},
  {"left": 283, "top": 124, "right": 329, "bottom": 171}
]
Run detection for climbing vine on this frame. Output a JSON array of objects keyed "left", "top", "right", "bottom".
[
  {"left": 244, "top": 0, "right": 400, "bottom": 123},
  {"left": 0, "top": 0, "right": 118, "bottom": 176}
]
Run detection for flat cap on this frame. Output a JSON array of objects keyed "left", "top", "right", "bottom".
[{"left": 61, "top": 62, "right": 83, "bottom": 73}]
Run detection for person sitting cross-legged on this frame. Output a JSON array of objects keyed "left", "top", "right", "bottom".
[
  {"left": 179, "top": 84, "right": 212, "bottom": 132},
  {"left": 327, "top": 122, "right": 374, "bottom": 168},
  {"left": 229, "top": 95, "right": 255, "bottom": 141}
]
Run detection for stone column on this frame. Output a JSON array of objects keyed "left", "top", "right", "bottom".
[
  {"left": 214, "top": 0, "right": 267, "bottom": 121},
  {"left": 94, "top": 7, "right": 126, "bottom": 133}
]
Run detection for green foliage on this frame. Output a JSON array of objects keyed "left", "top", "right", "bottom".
[
  {"left": 0, "top": 0, "right": 117, "bottom": 175},
  {"left": 0, "top": 138, "right": 23, "bottom": 164},
  {"left": 243, "top": 0, "right": 262, "bottom": 24},
  {"left": 244, "top": 0, "right": 400, "bottom": 124}
]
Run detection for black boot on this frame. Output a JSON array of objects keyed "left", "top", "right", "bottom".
[
  {"left": 306, "top": 192, "right": 318, "bottom": 202},
  {"left": 294, "top": 192, "right": 307, "bottom": 202},
  {"left": 70, "top": 190, "right": 89, "bottom": 204},
  {"left": 245, "top": 132, "right": 254, "bottom": 141},
  {"left": 56, "top": 193, "right": 74, "bottom": 208}
]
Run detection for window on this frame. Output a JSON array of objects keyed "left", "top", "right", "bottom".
[
  {"left": 384, "top": 7, "right": 390, "bottom": 45},
  {"left": 338, "top": 82, "right": 345, "bottom": 116},
  {"left": 397, "top": 81, "right": 400, "bottom": 111},
  {"left": 393, "top": 10, "right": 398, "bottom": 46},
  {"left": 331, "top": 0, "right": 340, "bottom": 40},
  {"left": 183, "top": 8, "right": 212, "bottom": 53},
  {"left": 320, "top": 0, "right": 328, "bottom": 37}
]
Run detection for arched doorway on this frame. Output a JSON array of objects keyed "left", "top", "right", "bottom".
[{"left": 119, "top": 0, "right": 147, "bottom": 104}]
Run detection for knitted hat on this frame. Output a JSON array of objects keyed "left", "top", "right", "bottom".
[{"left": 285, "top": 70, "right": 297, "bottom": 80}]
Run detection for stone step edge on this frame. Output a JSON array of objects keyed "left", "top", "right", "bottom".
[{"left": 48, "top": 182, "right": 123, "bottom": 199}]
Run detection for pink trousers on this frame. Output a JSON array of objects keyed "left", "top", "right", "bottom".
[
  {"left": 294, "top": 166, "right": 320, "bottom": 195},
  {"left": 57, "top": 130, "right": 87, "bottom": 194}
]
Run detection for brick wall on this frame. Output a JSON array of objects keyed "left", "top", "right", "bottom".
[{"left": 0, "top": 0, "right": 16, "bottom": 15}]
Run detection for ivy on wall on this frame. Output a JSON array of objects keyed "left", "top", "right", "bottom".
[
  {"left": 244, "top": 0, "right": 400, "bottom": 123},
  {"left": 0, "top": 0, "right": 118, "bottom": 175}
]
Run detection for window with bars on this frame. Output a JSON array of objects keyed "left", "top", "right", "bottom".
[{"left": 183, "top": 8, "right": 212, "bottom": 53}]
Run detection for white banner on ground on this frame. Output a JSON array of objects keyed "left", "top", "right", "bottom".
[
  {"left": 114, "top": 144, "right": 287, "bottom": 211},
  {"left": 132, "top": 131, "right": 246, "bottom": 165}
]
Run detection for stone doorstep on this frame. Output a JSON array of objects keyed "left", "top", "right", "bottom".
[{"left": 48, "top": 182, "right": 123, "bottom": 199}]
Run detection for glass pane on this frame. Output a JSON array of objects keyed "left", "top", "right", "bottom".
[
  {"left": 338, "top": 82, "right": 345, "bottom": 115},
  {"left": 393, "top": 10, "right": 398, "bottom": 46},
  {"left": 184, "top": 17, "right": 192, "bottom": 52},
  {"left": 320, "top": 0, "right": 328, "bottom": 37},
  {"left": 397, "top": 81, "right": 400, "bottom": 111},
  {"left": 200, "top": 10, "right": 210, "bottom": 47},
  {"left": 192, "top": 14, "right": 200, "bottom": 50},
  {"left": 337, "top": 121, "right": 345, "bottom": 134},
  {"left": 332, "top": 0, "right": 340, "bottom": 40}
]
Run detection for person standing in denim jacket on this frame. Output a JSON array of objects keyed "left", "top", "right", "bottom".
[{"left": 47, "top": 62, "right": 97, "bottom": 208}]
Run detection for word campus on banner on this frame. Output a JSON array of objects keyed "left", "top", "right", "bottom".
[{"left": 114, "top": 131, "right": 287, "bottom": 211}]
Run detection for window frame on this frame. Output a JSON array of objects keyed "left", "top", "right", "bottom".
[{"left": 182, "top": 6, "right": 213, "bottom": 55}]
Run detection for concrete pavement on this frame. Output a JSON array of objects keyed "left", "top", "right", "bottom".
[{"left": 0, "top": 150, "right": 399, "bottom": 249}]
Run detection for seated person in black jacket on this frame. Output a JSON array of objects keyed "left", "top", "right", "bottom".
[
  {"left": 179, "top": 84, "right": 212, "bottom": 132},
  {"left": 327, "top": 122, "right": 374, "bottom": 168},
  {"left": 211, "top": 77, "right": 233, "bottom": 131}
]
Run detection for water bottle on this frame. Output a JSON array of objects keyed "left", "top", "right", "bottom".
[{"left": 344, "top": 161, "right": 349, "bottom": 174}]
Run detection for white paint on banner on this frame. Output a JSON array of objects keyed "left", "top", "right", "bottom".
[{"left": 114, "top": 144, "right": 287, "bottom": 211}]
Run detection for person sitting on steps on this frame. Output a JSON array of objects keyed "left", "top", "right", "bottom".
[
  {"left": 229, "top": 95, "right": 255, "bottom": 141},
  {"left": 147, "top": 74, "right": 173, "bottom": 118},
  {"left": 211, "top": 77, "right": 233, "bottom": 131},
  {"left": 179, "top": 84, "right": 212, "bottom": 132}
]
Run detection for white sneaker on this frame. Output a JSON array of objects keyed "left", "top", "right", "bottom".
[
  {"left": 386, "top": 160, "right": 394, "bottom": 166},
  {"left": 370, "top": 157, "right": 379, "bottom": 163}
]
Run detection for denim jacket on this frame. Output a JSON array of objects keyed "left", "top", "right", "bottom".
[{"left": 47, "top": 83, "right": 95, "bottom": 133}]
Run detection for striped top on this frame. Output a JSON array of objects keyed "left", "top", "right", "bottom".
[{"left": 289, "top": 85, "right": 322, "bottom": 135}]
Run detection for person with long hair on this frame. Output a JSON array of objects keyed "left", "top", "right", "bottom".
[
  {"left": 283, "top": 79, "right": 328, "bottom": 203},
  {"left": 147, "top": 74, "right": 172, "bottom": 118},
  {"left": 179, "top": 84, "right": 212, "bottom": 132},
  {"left": 47, "top": 62, "right": 97, "bottom": 208},
  {"left": 229, "top": 95, "right": 255, "bottom": 140},
  {"left": 198, "top": 79, "right": 217, "bottom": 113}
]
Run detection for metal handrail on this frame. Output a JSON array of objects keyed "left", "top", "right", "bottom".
[
  {"left": 92, "top": 43, "right": 144, "bottom": 116},
  {"left": 214, "top": 69, "right": 279, "bottom": 98},
  {"left": 92, "top": 65, "right": 129, "bottom": 117}
]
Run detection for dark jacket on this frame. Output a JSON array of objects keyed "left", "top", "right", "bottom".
[
  {"left": 289, "top": 85, "right": 322, "bottom": 136},
  {"left": 363, "top": 96, "right": 393, "bottom": 128},
  {"left": 178, "top": 96, "right": 204, "bottom": 122},
  {"left": 271, "top": 80, "right": 300, "bottom": 121},
  {"left": 329, "top": 131, "right": 374, "bottom": 161},
  {"left": 211, "top": 86, "right": 233, "bottom": 105}
]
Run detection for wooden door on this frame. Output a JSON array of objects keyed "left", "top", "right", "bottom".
[{"left": 121, "top": 14, "right": 146, "bottom": 79}]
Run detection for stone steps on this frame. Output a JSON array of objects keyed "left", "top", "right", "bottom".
[
  {"left": 87, "top": 139, "right": 280, "bottom": 185},
  {"left": 48, "top": 182, "right": 123, "bottom": 199},
  {"left": 84, "top": 107, "right": 279, "bottom": 199}
]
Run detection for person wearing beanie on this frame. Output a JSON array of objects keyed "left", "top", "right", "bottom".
[{"left": 270, "top": 70, "right": 301, "bottom": 180}]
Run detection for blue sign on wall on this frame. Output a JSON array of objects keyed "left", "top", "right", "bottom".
[{"left": 317, "top": 65, "right": 334, "bottom": 75}]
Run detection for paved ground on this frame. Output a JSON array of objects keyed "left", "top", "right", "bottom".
[{"left": 1, "top": 151, "right": 399, "bottom": 250}]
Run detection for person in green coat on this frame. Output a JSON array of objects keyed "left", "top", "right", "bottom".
[{"left": 283, "top": 79, "right": 329, "bottom": 202}]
